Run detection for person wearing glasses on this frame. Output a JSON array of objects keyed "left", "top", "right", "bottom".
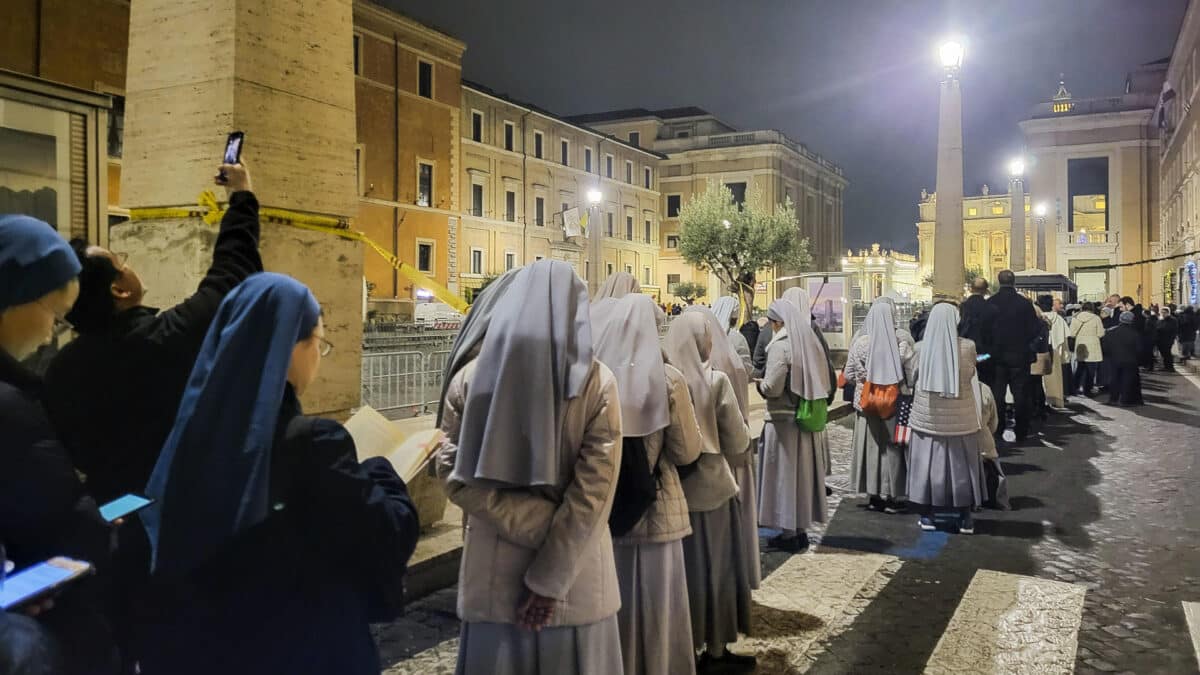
[
  {"left": 138, "top": 272, "right": 419, "bottom": 675},
  {"left": 0, "top": 214, "right": 120, "bottom": 674}
]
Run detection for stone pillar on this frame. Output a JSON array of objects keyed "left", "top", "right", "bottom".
[
  {"left": 115, "top": 0, "right": 362, "bottom": 418},
  {"left": 1009, "top": 177, "right": 1026, "bottom": 271},
  {"left": 933, "top": 76, "right": 965, "bottom": 300}
]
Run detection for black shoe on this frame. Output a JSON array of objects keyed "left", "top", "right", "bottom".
[
  {"left": 867, "top": 496, "right": 885, "bottom": 511},
  {"left": 768, "top": 533, "right": 809, "bottom": 553},
  {"left": 712, "top": 652, "right": 757, "bottom": 672},
  {"left": 884, "top": 499, "right": 908, "bottom": 514},
  {"left": 825, "top": 485, "right": 833, "bottom": 496}
]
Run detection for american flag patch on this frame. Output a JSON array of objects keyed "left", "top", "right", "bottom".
[{"left": 892, "top": 396, "right": 913, "bottom": 445}]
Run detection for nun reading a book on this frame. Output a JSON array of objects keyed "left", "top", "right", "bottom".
[{"left": 138, "top": 272, "right": 420, "bottom": 675}]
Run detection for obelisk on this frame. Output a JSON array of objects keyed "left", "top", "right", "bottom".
[
  {"left": 1009, "top": 172, "right": 1026, "bottom": 271},
  {"left": 933, "top": 42, "right": 965, "bottom": 300},
  {"left": 114, "top": 0, "right": 363, "bottom": 418}
]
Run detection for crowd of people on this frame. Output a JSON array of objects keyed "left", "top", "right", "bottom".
[{"left": 0, "top": 164, "right": 420, "bottom": 675}]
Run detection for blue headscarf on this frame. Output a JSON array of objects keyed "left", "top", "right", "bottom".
[
  {"left": 0, "top": 215, "right": 80, "bottom": 311},
  {"left": 142, "top": 272, "right": 321, "bottom": 577}
]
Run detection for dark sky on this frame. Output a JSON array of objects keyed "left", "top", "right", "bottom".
[{"left": 380, "top": 0, "right": 1186, "bottom": 253}]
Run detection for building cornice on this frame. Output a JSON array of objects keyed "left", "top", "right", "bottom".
[
  {"left": 1019, "top": 109, "right": 1154, "bottom": 134},
  {"left": 352, "top": 2, "right": 466, "bottom": 56}
]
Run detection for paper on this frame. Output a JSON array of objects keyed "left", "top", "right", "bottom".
[{"left": 344, "top": 406, "right": 444, "bottom": 482}]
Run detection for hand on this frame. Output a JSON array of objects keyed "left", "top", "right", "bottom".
[
  {"left": 516, "top": 588, "right": 556, "bottom": 631},
  {"left": 215, "top": 163, "right": 252, "bottom": 196}
]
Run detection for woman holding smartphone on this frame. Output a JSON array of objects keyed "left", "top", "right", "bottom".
[{"left": 139, "top": 273, "right": 419, "bottom": 674}]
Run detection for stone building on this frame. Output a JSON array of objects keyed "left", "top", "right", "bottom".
[
  {"left": 840, "top": 244, "right": 922, "bottom": 303},
  {"left": 1157, "top": 0, "right": 1200, "bottom": 306},
  {"left": 569, "top": 108, "right": 847, "bottom": 306},
  {"left": 458, "top": 84, "right": 664, "bottom": 300}
]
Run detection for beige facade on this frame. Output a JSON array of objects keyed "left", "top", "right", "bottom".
[
  {"left": 840, "top": 244, "right": 922, "bottom": 303},
  {"left": 458, "top": 84, "right": 663, "bottom": 300},
  {"left": 1157, "top": 0, "right": 1200, "bottom": 306},
  {"left": 574, "top": 109, "right": 847, "bottom": 307}
]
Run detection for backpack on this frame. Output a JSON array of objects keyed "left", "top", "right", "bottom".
[{"left": 608, "top": 436, "right": 661, "bottom": 537}]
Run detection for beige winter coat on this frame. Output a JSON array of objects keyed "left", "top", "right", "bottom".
[
  {"left": 908, "top": 337, "right": 981, "bottom": 437},
  {"left": 614, "top": 364, "right": 703, "bottom": 546},
  {"left": 1069, "top": 310, "right": 1105, "bottom": 362},
  {"left": 436, "top": 359, "right": 622, "bottom": 627},
  {"left": 677, "top": 369, "right": 750, "bottom": 513}
]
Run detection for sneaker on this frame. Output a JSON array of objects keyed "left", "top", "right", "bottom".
[
  {"left": 959, "top": 516, "right": 975, "bottom": 535},
  {"left": 918, "top": 516, "right": 936, "bottom": 531},
  {"left": 866, "top": 496, "right": 885, "bottom": 511},
  {"left": 884, "top": 500, "right": 908, "bottom": 514}
]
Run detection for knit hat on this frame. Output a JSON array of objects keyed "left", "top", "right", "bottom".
[
  {"left": 1119, "top": 311, "right": 1135, "bottom": 325},
  {"left": 0, "top": 215, "right": 81, "bottom": 311}
]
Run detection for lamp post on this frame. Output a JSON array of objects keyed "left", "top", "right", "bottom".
[
  {"left": 933, "top": 39, "right": 966, "bottom": 299},
  {"left": 1009, "top": 157, "right": 1026, "bottom": 271},
  {"left": 1034, "top": 202, "right": 1049, "bottom": 271},
  {"left": 586, "top": 188, "right": 603, "bottom": 296}
]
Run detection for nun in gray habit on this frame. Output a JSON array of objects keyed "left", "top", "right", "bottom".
[
  {"left": 435, "top": 260, "right": 625, "bottom": 675},
  {"left": 757, "top": 297, "right": 831, "bottom": 552},
  {"left": 593, "top": 294, "right": 703, "bottom": 675},
  {"left": 663, "top": 312, "right": 754, "bottom": 672}
]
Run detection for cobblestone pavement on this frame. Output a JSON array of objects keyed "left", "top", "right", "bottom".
[{"left": 375, "top": 372, "right": 1200, "bottom": 674}]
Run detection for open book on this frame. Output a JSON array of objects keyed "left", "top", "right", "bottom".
[{"left": 343, "top": 405, "right": 444, "bottom": 482}]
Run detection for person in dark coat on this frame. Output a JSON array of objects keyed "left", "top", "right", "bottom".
[
  {"left": 986, "top": 270, "right": 1042, "bottom": 442},
  {"left": 0, "top": 214, "right": 119, "bottom": 674},
  {"left": 138, "top": 273, "right": 420, "bottom": 675},
  {"left": 1179, "top": 306, "right": 1198, "bottom": 362},
  {"left": 1155, "top": 307, "right": 1179, "bottom": 371},
  {"left": 740, "top": 316, "right": 761, "bottom": 355},
  {"left": 0, "top": 612, "right": 63, "bottom": 675},
  {"left": 1102, "top": 312, "right": 1143, "bottom": 405},
  {"left": 959, "top": 278, "right": 1000, "bottom": 385}
]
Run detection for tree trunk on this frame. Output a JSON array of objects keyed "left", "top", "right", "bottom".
[{"left": 734, "top": 271, "right": 756, "bottom": 325}]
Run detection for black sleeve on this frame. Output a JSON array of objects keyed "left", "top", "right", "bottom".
[
  {"left": 298, "top": 419, "right": 420, "bottom": 622},
  {"left": 144, "top": 191, "right": 264, "bottom": 349},
  {"left": 752, "top": 325, "right": 772, "bottom": 374}
]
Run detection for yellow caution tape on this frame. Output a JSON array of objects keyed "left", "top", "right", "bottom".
[{"left": 129, "top": 191, "right": 470, "bottom": 313}]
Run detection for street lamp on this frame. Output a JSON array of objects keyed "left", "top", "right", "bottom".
[
  {"left": 932, "top": 37, "right": 966, "bottom": 299},
  {"left": 1009, "top": 156, "right": 1026, "bottom": 271},
  {"left": 1008, "top": 158, "right": 1024, "bottom": 178},
  {"left": 586, "top": 188, "right": 603, "bottom": 295},
  {"left": 939, "top": 40, "right": 965, "bottom": 73},
  {"left": 1034, "top": 203, "right": 1047, "bottom": 217}
]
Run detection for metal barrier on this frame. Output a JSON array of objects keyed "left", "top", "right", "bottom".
[{"left": 362, "top": 351, "right": 447, "bottom": 418}]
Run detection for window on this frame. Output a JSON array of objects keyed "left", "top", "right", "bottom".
[
  {"left": 471, "top": 111, "right": 483, "bottom": 142},
  {"left": 108, "top": 95, "right": 125, "bottom": 158},
  {"left": 1095, "top": 197, "right": 1107, "bottom": 211},
  {"left": 505, "top": 251, "right": 516, "bottom": 271},
  {"left": 417, "top": 162, "right": 433, "bottom": 207},
  {"left": 625, "top": 264, "right": 633, "bottom": 274},
  {"left": 629, "top": 131, "right": 640, "bottom": 146},
  {"left": 626, "top": 215, "right": 634, "bottom": 240},
  {"left": 970, "top": 238, "right": 979, "bottom": 253},
  {"left": 354, "top": 145, "right": 363, "bottom": 195},
  {"left": 606, "top": 154, "right": 614, "bottom": 178},
  {"left": 353, "top": 34, "right": 362, "bottom": 75},
  {"left": 561, "top": 202, "right": 569, "bottom": 215},
  {"left": 1025, "top": 202, "right": 1031, "bottom": 212},
  {"left": 667, "top": 273, "right": 681, "bottom": 293},
  {"left": 585, "top": 261, "right": 591, "bottom": 280},
  {"left": 534, "top": 131, "right": 544, "bottom": 159},
  {"left": 585, "top": 147, "right": 593, "bottom": 172},
  {"left": 607, "top": 263, "right": 614, "bottom": 276},
  {"left": 535, "top": 256, "right": 544, "bottom": 261},
  {"left": 503, "top": 122, "right": 514, "bottom": 151},
  {"left": 644, "top": 219, "right": 652, "bottom": 243},
  {"left": 625, "top": 160, "right": 633, "bottom": 184},
  {"left": 470, "top": 248, "right": 484, "bottom": 275},
  {"left": 418, "top": 60, "right": 433, "bottom": 98},
  {"left": 991, "top": 204, "right": 1004, "bottom": 215},
  {"left": 667, "top": 235, "right": 679, "bottom": 249},
  {"left": 417, "top": 241, "right": 434, "bottom": 273},
  {"left": 505, "top": 190, "right": 516, "bottom": 222},
  {"left": 726, "top": 182, "right": 747, "bottom": 209},
  {"left": 675, "top": 131, "right": 690, "bottom": 138},
  {"left": 643, "top": 266, "right": 651, "bottom": 285},
  {"left": 560, "top": 139, "right": 569, "bottom": 166},
  {"left": 667, "top": 195, "right": 682, "bottom": 217},
  {"left": 535, "top": 197, "right": 545, "bottom": 226},
  {"left": 606, "top": 212, "right": 614, "bottom": 237},
  {"left": 471, "top": 184, "right": 484, "bottom": 217},
  {"left": 644, "top": 167, "right": 651, "bottom": 189},
  {"left": 967, "top": 207, "right": 978, "bottom": 216}
]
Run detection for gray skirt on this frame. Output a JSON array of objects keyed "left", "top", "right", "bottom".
[
  {"left": 906, "top": 430, "right": 983, "bottom": 508},
  {"left": 456, "top": 615, "right": 623, "bottom": 675},
  {"left": 757, "top": 419, "right": 827, "bottom": 532},
  {"left": 730, "top": 448, "right": 762, "bottom": 589},
  {"left": 682, "top": 500, "right": 752, "bottom": 651},
  {"left": 615, "top": 540, "right": 697, "bottom": 675},
  {"left": 849, "top": 412, "right": 907, "bottom": 500}
]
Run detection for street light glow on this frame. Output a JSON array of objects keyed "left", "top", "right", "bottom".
[
  {"left": 1035, "top": 202, "right": 1048, "bottom": 217},
  {"left": 1008, "top": 158, "right": 1024, "bottom": 177},
  {"left": 586, "top": 189, "right": 602, "bottom": 204},
  {"left": 939, "top": 40, "right": 965, "bottom": 70}
]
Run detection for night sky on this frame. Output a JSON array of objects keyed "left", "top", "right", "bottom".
[{"left": 380, "top": 0, "right": 1186, "bottom": 254}]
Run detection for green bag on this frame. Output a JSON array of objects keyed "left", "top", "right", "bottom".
[{"left": 795, "top": 398, "right": 828, "bottom": 433}]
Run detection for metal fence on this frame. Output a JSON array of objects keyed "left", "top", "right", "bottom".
[{"left": 361, "top": 350, "right": 450, "bottom": 418}]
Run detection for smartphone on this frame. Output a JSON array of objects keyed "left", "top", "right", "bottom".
[
  {"left": 976, "top": 353, "right": 991, "bottom": 362},
  {"left": 218, "top": 131, "right": 245, "bottom": 183},
  {"left": 0, "top": 557, "right": 93, "bottom": 611},
  {"left": 98, "top": 494, "right": 154, "bottom": 523}
]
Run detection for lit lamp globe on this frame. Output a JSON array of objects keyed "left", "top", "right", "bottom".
[
  {"left": 1008, "top": 158, "right": 1024, "bottom": 178},
  {"left": 587, "top": 189, "right": 603, "bottom": 205},
  {"left": 939, "top": 40, "right": 965, "bottom": 72},
  {"left": 1034, "top": 203, "right": 1048, "bottom": 217}
]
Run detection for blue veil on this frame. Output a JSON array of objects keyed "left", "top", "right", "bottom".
[{"left": 142, "top": 272, "right": 320, "bottom": 577}]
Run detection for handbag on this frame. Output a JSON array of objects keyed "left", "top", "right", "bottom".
[
  {"left": 795, "top": 398, "right": 828, "bottom": 433},
  {"left": 1030, "top": 352, "right": 1053, "bottom": 375},
  {"left": 860, "top": 381, "right": 900, "bottom": 419},
  {"left": 891, "top": 394, "right": 914, "bottom": 446},
  {"left": 839, "top": 371, "right": 855, "bottom": 403}
]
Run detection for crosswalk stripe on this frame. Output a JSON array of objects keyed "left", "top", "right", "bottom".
[
  {"left": 732, "top": 549, "right": 901, "bottom": 672},
  {"left": 923, "top": 569, "right": 1086, "bottom": 675},
  {"left": 1183, "top": 602, "right": 1200, "bottom": 671}
]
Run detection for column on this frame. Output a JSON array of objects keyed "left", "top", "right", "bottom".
[
  {"left": 115, "top": 0, "right": 362, "bottom": 417},
  {"left": 1010, "top": 177, "right": 1026, "bottom": 270},
  {"left": 933, "top": 76, "right": 965, "bottom": 299}
]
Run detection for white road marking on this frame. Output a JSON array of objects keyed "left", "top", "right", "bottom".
[
  {"left": 1183, "top": 601, "right": 1200, "bottom": 671},
  {"left": 924, "top": 569, "right": 1086, "bottom": 675}
]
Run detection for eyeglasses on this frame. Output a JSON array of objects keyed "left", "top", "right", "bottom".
[
  {"left": 318, "top": 336, "right": 334, "bottom": 357},
  {"left": 37, "top": 300, "right": 74, "bottom": 338}
]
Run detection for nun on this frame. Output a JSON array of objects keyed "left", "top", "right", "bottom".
[
  {"left": 435, "top": 260, "right": 625, "bottom": 675},
  {"left": 783, "top": 287, "right": 837, "bottom": 482},
  {"left": 663, "top": 312, "right": 754, "bottom": 672},
  {"left": 845, "top": 298, "right": 916, "bottom": 513},
  {"left": 595, "top": 270, "right": 642, "bottom": 300},
  {"left": 139, "top": 273, "right": 420, "bottom": 674},
  {"left": 0, "top": 215, "right": 117, "bottom": 674},
  {"left": 907, "top": 303, "right": 983, "bottom": 534},
  {"left": 593, "top": 294, "right": 703, "bottom": 675},
  {"left": 687, "top": 303, "right": 760, "bottom": 590},
  {"left": 712, "top": 296, "right": 754, "bottom": 374},
  {"left": 757, "top": 298, "right": 831, "bottom": 552}
]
